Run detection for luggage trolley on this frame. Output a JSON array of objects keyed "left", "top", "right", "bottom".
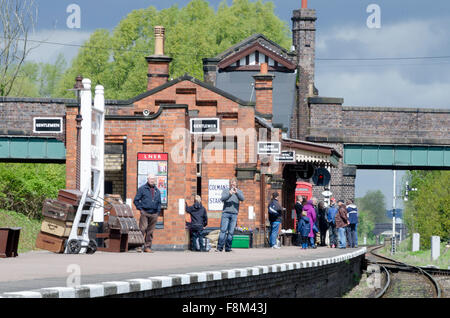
[{"left": 64, "top": 188, "right": 99, "bottom": 254}]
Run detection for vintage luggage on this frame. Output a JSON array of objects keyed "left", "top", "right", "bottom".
[
  {"left": 127, "top": 230, "right": 145, "bottom": 245},
  {"left": 57, "top": 189, "right": 93, "bottom": 210},
  {"left": 96, "top": 229, "right": 128, "bottom": 253},
  {"left": 42, "top": 199, "right": 76, "bottom": 222},
  {"left": 107, "top": 215, "right": 129, "bottom": 233},
  {"left": 41, "top": 218, "right": 73, "bottom": 238},
  {"left": 35, "top": 231, "right": 66, "bottom": 253},
  {"left": 104, "top": 194, "right": 123, "bottom": 205},
  {"left": 0, "top": 227, "right": 21, "bottom": 258},
  {"left": 107, "top": 204, "right": 134, "bottom": 218},
  {"left": 57, "top": 189, "right": 83, "bottom": 206}
]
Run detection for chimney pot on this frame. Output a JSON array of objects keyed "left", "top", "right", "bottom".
[
  {"left": 302, "top": 0, "right": 308, "bottom": 8},
  {"left": 154, "top": 25, "right": 165, "bottom": 56},
  {"left": 260, "top": 62, "right": 268, "bottom": 74}
]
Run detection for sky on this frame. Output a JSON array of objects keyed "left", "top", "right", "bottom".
[{"left": 27, "top": 0, "right": 450, "bottom": 211}]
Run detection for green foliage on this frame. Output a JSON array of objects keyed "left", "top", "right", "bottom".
[
  {"left": 0, "top": 163, "right": 66, "bottom": 219},
  {"left": 403, "top": 170, "right": 450, "bottom": 249},
  {"left": 5, "top": 53, "right": 67, "bottom": 98},
  {"left": 56, "top": 0, "right": 291, "bottom": 100},
  {"left": 355, "top": 190, "right": 388, "bottom": 241},
  {"left": 0, "top": 209, "right": 41, "bottom": 253}
]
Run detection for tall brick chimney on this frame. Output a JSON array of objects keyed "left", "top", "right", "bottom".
[
  {"left": 146, "top": 26, "right": 173, "bottom": 90},
  {"left": 291, "top": 1, "right": 317, "bottom": 139},
  {"left": 253, "top": 63, "right": 275, "bottom": 122}
]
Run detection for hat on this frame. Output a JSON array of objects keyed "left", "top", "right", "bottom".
[
  {"left": 338, "top": 200, "right": 344, "bottom": 204},
  {"left": 331, "top": 197, "right": 336, "bottom": 202}
]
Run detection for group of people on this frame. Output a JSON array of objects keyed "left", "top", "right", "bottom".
[
  {"left": 133, "top": 173, "right": 358, "bottom": 253},
  {"left": 293, "top": 196, "right": 359, "bottom": 249}
]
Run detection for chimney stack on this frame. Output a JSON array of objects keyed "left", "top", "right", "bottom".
[
  {"left": 253, "top": 63, "right": 275, "bottom": 122},
  {"left": 291, "top": 5, "right": 317, "bottom": 139},
  {"left": 146, "top": 26, "right": 172, "bottom": 91}
]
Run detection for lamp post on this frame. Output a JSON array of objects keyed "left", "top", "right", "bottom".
[{"left": 68, "top": 75, "right": 84, "bottom": 190}]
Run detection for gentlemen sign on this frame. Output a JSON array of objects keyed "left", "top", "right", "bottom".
[
  {"left": 257, "top": 142, "right": 281, "bottom": 155},
  {"left": 33, "top": 117, "right": 63, "bottom": 133},
  {"left": 190, "top": 118, "right": 220, "bottom": 134},
  {"left": 274, "top": 150, "right": 296, "bottom": 162}
]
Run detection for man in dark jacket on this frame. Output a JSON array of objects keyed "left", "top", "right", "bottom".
[
  {"left": 186, "top": 195, "right": 208, "bottom": 251},
  {"left": 133, "top": 174, "right": 161, "bottom": 253},
  {"left": 268, "top": 192, "right": 284, "bottom": 249},
  {"left": 346, "top": 199, "right": 359, "bottom": 248},
  {"left": 335, "top": 200, "right": 349, "bottom": 249}
]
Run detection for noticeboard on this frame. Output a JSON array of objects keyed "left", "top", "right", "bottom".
[{"left": 137, "top": 153, "right": 168, "bottom": 208}]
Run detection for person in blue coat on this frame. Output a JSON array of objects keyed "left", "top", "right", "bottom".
[
  {"left": 327, "top": 198, "right": 338, "bottom": 248},
  {"left": 346, "top": 199, "right": 359, "bottom": 248},
  {"left": 186, "top": 195, "right": 208, "bottom": 251},
  {"left": 298, "top": 211, "right": 311, "bottom": 249}
]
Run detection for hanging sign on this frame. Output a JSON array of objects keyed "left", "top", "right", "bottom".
[{"left": 257, "top": 142, "right": 281, "bottom": 155}]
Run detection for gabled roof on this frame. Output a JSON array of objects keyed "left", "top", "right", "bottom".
[
  {"left": 213, "top": 33, "right": 296, "bottom": 70},
  {"left": 104, "top": 74, "right": 255, "bottom": 108}
]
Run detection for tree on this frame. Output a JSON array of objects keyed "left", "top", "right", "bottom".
[
  {"left": 0, "top": 0, "right": 38, "bottom": 96},
  {"left": 356, "top": 190, "right": 389, "bottom": 224},
  {"left": 56, "top": 0, "right": 291, "bottom": 100},
  {"left": 403, "top": 170, "right": 450, "bottom": 249}
]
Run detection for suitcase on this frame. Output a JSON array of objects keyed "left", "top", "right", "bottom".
[
  {"left": 104, "top": 194, "right": 123, "bottom": 205},
  {"left": 107, "top": 204, "right": 134, "bottom": 218},
  {"left": 128, "top": 231, "right": 145, "bottom": 245},
  {"left": 35, "top": 231, "right": 66, "bottom": 253},
  {"left": 107, "top": 216, "right": 129, "bottom": 233},
  {"left": 125, "top": 218, "right": 139, "bottom": 231},
  {"left": 42, "top": 199, "right": 76, "bottom": 222},
  {"left": 57, "top": 189, "right": 83, "bottom": 206},
  {"left": 41, "top": 218, "right": 73, "bottom": 238}
]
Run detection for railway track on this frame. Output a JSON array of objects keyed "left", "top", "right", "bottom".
[{"left": 365, "top": 245, "right": 447, "bottom": 298}]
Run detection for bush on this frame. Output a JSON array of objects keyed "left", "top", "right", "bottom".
[{"left": 0, "top": 163, "right": 65, "bottom": 219}]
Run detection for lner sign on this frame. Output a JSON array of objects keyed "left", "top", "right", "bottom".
[{"left": 33, "top": 117, "right": 63, "bottom": 133}]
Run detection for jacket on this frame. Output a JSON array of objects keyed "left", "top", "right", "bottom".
[
  {"left": 186, "top": 202, "right": 208, "bottom": 231},
  {"left": 294, "top": 202, "right": 303, "bottom": 222},
  {"left": 317, "top": 206, "right": 328, "bottom": 230},
  {"left": 327, "top": 205, "right": 338, "bottom": 224},
  {"left": 302, "top": 200, "right": 316, "bottom": 238},
  {"left": 347, "top": 204, "right": 358, "bottom": 224},
  {"left": 297, "top": 216, "right": 310, "bottom": 237},
  {"left": 133, "top": 183, "right": 161, "bottom": 214},
  {"left": 221, "top": 188, "right": 244, "bottom": 214},
  {"left": 335, "top": 205, "right": 349, "bottom": 229},
  {"left": 268, "top": 198, "right": 283, "bottom": 223}
]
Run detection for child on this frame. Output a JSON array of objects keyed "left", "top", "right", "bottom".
[{"left": 297, "top": 211, "right": 310, "bottom": 249}]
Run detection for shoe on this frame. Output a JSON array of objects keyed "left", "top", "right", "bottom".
[
  {"left": 136, "top": 247, "right": 143, "bottom": 253},
  {"left": 225, "top": 249, "right": 232, "bottom": 252},
  {"left": 215, "top": 249, "right": 223, "bottom": 252},
  {"left": 144, "top": 248, "right": 153, "bottom": 253}
]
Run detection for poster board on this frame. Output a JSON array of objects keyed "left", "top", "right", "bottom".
[
  {"left": 137, "top": 153, "right": 168, "bottom": 208},
  {"left": 208, "top": 179, "right": 229, "bottom": 211}
]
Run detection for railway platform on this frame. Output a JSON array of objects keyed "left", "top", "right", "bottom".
[{"left": 0, "top": 246, "right": 366, "bottom": 298}]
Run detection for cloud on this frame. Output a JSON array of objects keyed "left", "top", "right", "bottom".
[
  {"left": 26, "top": 29, "right": 94, "bottom": 64},
  {"left": 315, "top": 18, "right": 450, "bottom": 109}
]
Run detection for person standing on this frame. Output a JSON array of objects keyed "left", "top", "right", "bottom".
[
  {"left": 294, "top": 195, "right": 304, "bottom": 231},
  {"left": 133, "top": 174, "right": 161, "bottom": 253},
  {"left": 185, "top": 195, "right": 208, "bottom": 252},
  {"left": 216, "top": 178, "right": 244, "bottom": 252},
  {"left": 317, "top": 201, "right": 329, "bottom": 247},
  {"left": 335, "top": 200, "right": 349, "bottom": 249},
  {"left": 303, "top": 199, "right": 317, "bottom": 248},
  {"left": 346, "top": 199, "right": 359, "bottom": 248},
  {"left": 298, "top": 211, "right": 310, "bottom": 249},
  {"left": 327, "top": 198, "right": 338, "bottom": 248},
  {"left": 268, "top": 192, "right": 284, "bottom": 249}
]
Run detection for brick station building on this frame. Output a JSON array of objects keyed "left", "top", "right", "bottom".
[{"left": 63, "top": 25, "right": 341, "bottom": 250}]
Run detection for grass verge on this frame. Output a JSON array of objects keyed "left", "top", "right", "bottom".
[{"left": 0, "top": 209, "right": 41, "bottom": 254}]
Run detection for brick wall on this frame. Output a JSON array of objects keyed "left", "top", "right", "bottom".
[{"left": 107, "top": 253, "right": 364, "bottom": 298}]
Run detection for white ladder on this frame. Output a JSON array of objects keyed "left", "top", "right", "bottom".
[{"left": 64, "top": 174, "right": 102, "bottom": 254}]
